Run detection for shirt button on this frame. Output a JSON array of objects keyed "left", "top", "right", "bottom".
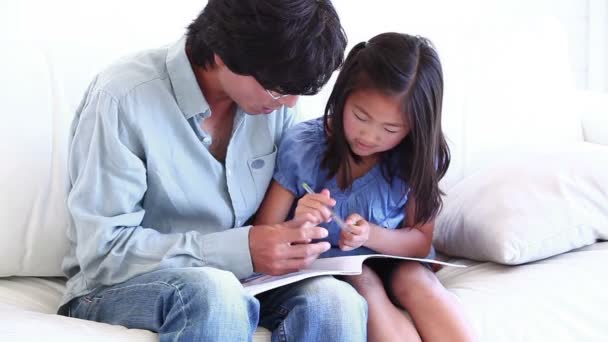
[
  {"left": 227, "top": 169, "right": 232, "bottom": 176},
  {"left": 203, "top": 136, "right": 212, "bottom": 144},
  {"left": 251, "top": 159, "right": 265, "bottom": 169}
]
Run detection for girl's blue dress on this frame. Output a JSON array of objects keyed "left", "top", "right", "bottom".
[{"left": 274, "top": 118, "right": 410, "bottom": 257}]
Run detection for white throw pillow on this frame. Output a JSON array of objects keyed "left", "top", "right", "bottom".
[{"left": 434, "top": 142, "right": 608, "bottom": 265}]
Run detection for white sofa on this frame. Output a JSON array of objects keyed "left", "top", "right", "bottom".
[{"left": 2, "top": 4, "right": 608, "bottom": 342}]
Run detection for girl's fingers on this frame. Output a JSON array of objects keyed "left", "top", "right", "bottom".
[
  {"left": 302, "top": 193, "right": 335, "bottom": 207},
  {"left": 340, "top": 224, "right": 369, "bottom": 250},
  {"left": 345, "top": 213, "right": 363, "bottom": 226},
  {"left": 346, "top": 223, "right": 365, "bottom": 235},
  {"left": 339, "top": 239, "right": 354, "bottom": 251},
  {"left": 301, "top": 201, "right": 332, "bottom": 221},
  {"left": 294, "top": 209, "right": 323, "bottom": 225},
  {"left": 298, "top": 194, "right": 335, "bottom": 222},
  {"left": 342, "top": 233, "right": 366, "bottom": 247}
]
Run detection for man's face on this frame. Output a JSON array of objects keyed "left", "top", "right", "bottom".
[{"left": 216, "top": 59, "right": 298, "bottom": 115}]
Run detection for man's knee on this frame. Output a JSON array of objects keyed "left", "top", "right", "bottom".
[
  {"left": 162, "top": 267, "right": 257, "bottom": 312},
  {"left": 298, "top": 276, "right": 368, "bottom": 321}
]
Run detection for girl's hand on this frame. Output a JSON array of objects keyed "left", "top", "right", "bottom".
[
  {"left": 339, "top": 213, "right": 371, "bottom": 251},
  {"left": 294, "top": 189, "right": 336, "bottom": 225}
]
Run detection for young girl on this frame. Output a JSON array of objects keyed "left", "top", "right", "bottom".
[{"left": 255, "top": 32, "right": 474, "bottom": 342}]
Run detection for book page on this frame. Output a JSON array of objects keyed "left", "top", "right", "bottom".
[
  {"left": 243, "top": 269, "right": 354, "bottom": 296},
  {"left": 306, "top": 254, "right": 369, "bottom": 272},
  {"left": 309, "top": 254, "right": 466, "bottom": 271},
  {"left": 241, "top": 254, "right": 466, "bottom": 296}
]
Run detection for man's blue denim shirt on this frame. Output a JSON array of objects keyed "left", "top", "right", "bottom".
[{"left": 61, "top": 37, "right": 295, "bottom": 306}]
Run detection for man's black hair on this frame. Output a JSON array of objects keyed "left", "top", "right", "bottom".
[{"left": 186, "top": 0, "right": 347, "bottom": 95}]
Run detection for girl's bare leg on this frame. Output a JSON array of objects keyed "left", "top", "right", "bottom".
[
  {"left": 345, "top": 264, "right": 421, "bottom": 342},
  {"left": 390, "top": 262, "right": 476, "bottom": 342}
]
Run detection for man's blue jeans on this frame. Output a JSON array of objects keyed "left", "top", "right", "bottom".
[{"left": 61, "top": 267, "right": 367, "bottom": 341}]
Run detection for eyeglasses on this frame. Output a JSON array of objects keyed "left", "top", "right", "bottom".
[{"left": 265, "top": 89, "right": 290, "bottom": 101}]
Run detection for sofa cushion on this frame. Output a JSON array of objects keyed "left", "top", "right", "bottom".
[
  {"left": 0, "top": 277, "right": 273, "bottom": 341},
  {"left": 434, "top": 142, "right": 608, "bottom": 264},
  {"left": 2, "top": 243, "right": 608, "bottom": 341},
  {"left": 0, "top": 302, "right": 158, "bottom": 342},
  {"left": 441, "top": 242, "right": 608, "bottom": 342}
]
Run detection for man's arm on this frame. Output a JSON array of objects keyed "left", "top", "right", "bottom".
[
  {"left": 69, "top": 89, "right": 329, "bottom": 286},
  {"left": 68, "top": 89, "right": 255, "bottom": 286}
]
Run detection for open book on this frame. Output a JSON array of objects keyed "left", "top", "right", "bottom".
[{"left": 241, "top": 254, "right": 465, "bottom": 296}]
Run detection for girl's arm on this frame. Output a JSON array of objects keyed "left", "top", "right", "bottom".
[
  {"left": 254, "top": 180, "right": 296, "bottom": 225},
  {"left": 255, "top": 180, "right": 336, "bottom": 225},
  {"left": 363, "top": 195, "right": 434, "bottom": 258}
]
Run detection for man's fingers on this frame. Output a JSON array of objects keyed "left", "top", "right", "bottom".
[
  {"left": 286, "top": 241, "right": 330, "bottom": 259},
  {"left": 282, "top": 221, "right": 328, "bottom": 241},
  {"left": 290, "top": 226, "right": 329, "bottom": 242},
  {"left": 250, "top": 224, "right": 329, "bottom": 275},
  {"left": 279, "top": 255, "right": 320, "bottom": 273},
  {"left": 266, "top": 242, "right": 329, "bottom": 275}
]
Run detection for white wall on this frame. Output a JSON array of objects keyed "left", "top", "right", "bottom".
[
  {"left": 0, "top": 0, "right": 204, "bottom": 112},
  {"left": 588, "top": 0, "right": 608, "bottom": 91},
  {"left": 1, "top": 0, "right": 605, "bottom": 111},
  {"left": 300, "top": 0, "right": 602, "bottom": 118},
  {"left": 1, "top": 0, "right": 605, "bottom": 189}
]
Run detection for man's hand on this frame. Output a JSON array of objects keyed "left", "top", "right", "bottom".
[
  {"left": 339, "top": 213, "right": 371, "bottom": 251},
  {"left": 294, "top": 189, "right": 336, "bottom": 225},
  {"left": 249, "top": 215, "right": 331, "bottom": 275}
]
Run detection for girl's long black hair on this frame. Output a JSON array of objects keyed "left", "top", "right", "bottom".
[{"left": 322, "top": 32, "right": 450, "bottom": 224}]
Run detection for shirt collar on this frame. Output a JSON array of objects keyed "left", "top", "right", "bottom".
[{"left": 166, "top": 37, "right": 210, "bottom": 119}]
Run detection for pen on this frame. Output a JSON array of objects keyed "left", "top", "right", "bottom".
[{"left": 301, "top": 182, "right": 350, "bottom": 232}]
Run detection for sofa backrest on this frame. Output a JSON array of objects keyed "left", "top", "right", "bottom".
[
  {"left": 0, "top": 1, "right": 201, "bottom": 277},
  {"left": 0, "top": 2, "right": 603, "bottom": 278},
  {"left": 0, "top": 41, "right": 71, "bottom": 276}
]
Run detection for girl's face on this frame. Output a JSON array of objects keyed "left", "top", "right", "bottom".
[{"left": 342, "top": 89, "right": 410, "bottom": 158}]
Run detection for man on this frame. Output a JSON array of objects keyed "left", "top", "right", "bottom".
[{"left": 58, "top": 0, "right": 367, "bottom": 341}]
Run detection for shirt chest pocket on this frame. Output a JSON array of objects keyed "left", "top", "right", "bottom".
[{"left": 247, "top": 145, "right": 277, "bottom": 209}]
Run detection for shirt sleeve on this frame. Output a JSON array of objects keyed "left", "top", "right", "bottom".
[
  {"left": 67, "top": 88, "right": 253, "bottom": 287},
  {"left": 272, "top": 126, "right": 302, "bottom": 196},
  {"left": 272, "top": 120, "right": 321, "bottom": 198}
]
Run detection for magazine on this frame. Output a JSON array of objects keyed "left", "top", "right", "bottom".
[{"left": 241, "top": 254, "right": 466, "bottom": 296}]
